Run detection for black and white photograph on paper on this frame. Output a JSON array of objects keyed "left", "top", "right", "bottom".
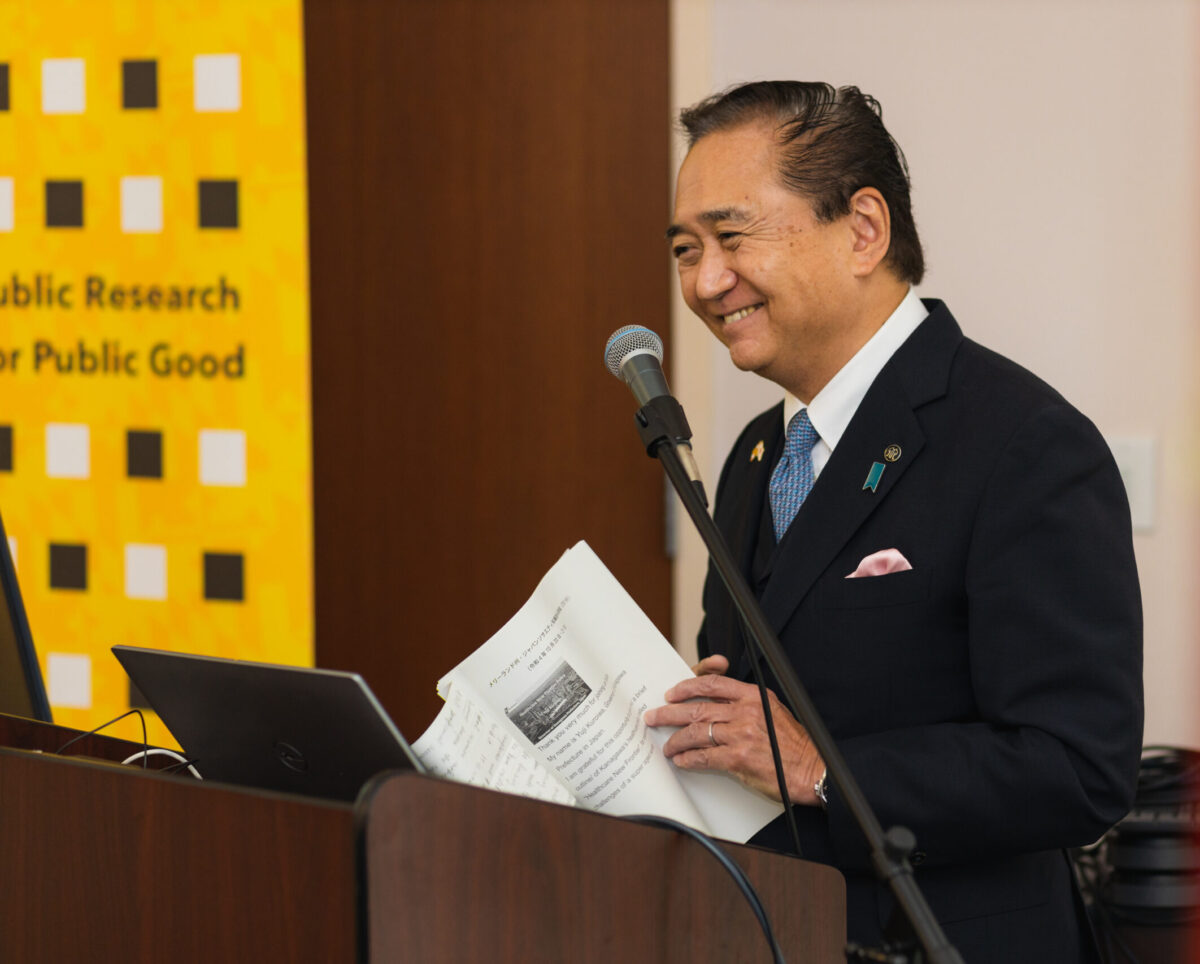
[{"left": 505, "top": 660, "right": 592, "bottom": 745}]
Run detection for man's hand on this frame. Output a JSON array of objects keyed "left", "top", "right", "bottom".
[
  {"left": 644, "top": 667, "right": 826, "bottom": 805},
  {"left": 691, "top": 654, "right": 730, "bottom": 676}
]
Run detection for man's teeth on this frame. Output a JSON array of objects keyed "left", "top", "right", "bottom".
[{"left": 723, "top": 305, "right": 760, "bottom": 323}]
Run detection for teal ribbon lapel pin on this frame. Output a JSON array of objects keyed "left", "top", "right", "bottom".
[{"left": 863, "top": 444, "right": 901, "bottom": 493}]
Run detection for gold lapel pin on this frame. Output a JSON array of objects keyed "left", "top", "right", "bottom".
[
  {"left": 884, "top": 444, "right": 902, "bottom": 463},
  {"left": 750, "top": 440, "right": 765, "bottom": 462}
]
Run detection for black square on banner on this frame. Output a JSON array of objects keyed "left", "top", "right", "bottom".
[
  {"left": 49, "top": 543, "right": 87, "bottom": 590},
  {"left": 46, "top": 180, "right": 84, "bottom": 228},
  {"left": 0, "top": 425, "right": 11, "bottom": 472},
  {"left": 198, "top": 180, "right": 238, "bottom": 228},
  {"left": 122, "top": 59, "right": 158, "bottom": 109},
  {"left": 126, "top": 429, "right": 163, "bottom": 478},
  {"left": 0, "top": 64, "right": 9, "bottom": 111},
  {"left": 203, "top": 552, "right": 243, "bottom": 601}
]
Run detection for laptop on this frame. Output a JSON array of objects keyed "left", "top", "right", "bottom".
[
  {"left": 112, "top": 645, "right": 424, "bottom": 802},
  {"left": 0, "top": 509, "right": 52, "bottom": 722}
]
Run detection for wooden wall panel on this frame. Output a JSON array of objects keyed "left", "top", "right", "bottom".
[{"left": 304, "top": 0, "right": 671, "bottom": 739}]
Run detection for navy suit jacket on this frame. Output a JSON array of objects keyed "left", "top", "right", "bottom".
[{"left": 698, "top": 301, "right": 1143, "bottom": 962}]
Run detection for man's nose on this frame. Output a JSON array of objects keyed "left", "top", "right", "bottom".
[{"left": 694, "top": 247, "right": 737, "bottom": 301}]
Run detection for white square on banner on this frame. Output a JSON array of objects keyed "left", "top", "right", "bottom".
[
  {"left": 46, "top": 423, "right": 90, "bottom": 479},
  {"left": 194, "top": 54, "right": 241, "bottom": 112},
  {"left": 125, "top": 543, "right": 167, "bottom": 599},
  {"left": 47, "top": 652, "right": 92, "bottom": 709},
  {"left": 42, "top": 58, "right": 86, "bottom": 114},
  {"left": 121, "top": 176, "right": 163, "bottom": 233},
  {"left": 0, "top": 178, "right": 13, "bottom": 232},
  {"left": 199, "top": 429, "right": 246, "bottom": 486}
]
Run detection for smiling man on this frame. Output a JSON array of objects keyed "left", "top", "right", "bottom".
[{"left": 645, "top": 82, "right": 1143, "bottom": 962}]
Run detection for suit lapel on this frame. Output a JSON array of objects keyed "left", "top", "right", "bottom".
[
  {"left": 755, "top": 302, "right": 962, "bottom": 636},
  {"left": 716, "top": 406, "right": 782, "bottom": 671},
  {"left": 733, "top": 409, "right": 782, "bottom": 582},
  {"left": 758, "top": 368, "right": 925, "bottom": 631}
]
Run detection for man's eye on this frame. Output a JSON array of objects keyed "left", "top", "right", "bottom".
[
  {"left": 672, "top": 244, "right": 699, "bottom": 264},
  {"left": 717, "top": 232, "right": 742, "bottom": 244}
]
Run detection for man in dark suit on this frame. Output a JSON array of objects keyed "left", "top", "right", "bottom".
[{"left": 644, "top": 82, "right": 1143, "bottom": 962}]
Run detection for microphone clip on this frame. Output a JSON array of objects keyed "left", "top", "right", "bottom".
[
  {"left": 635, "top": 396, "right": 708, "bottom": 509},
  {"left": 634, "top": 395, "right": 692, "bottom": 454}
]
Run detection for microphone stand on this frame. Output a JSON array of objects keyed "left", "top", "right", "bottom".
[{"left": 633, "top": 395, "right": 965, "bottom": 964}]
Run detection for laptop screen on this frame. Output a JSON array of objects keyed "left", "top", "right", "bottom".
[
  {"left": 0, "top": 510, "right": 51, "bottom": 722},
  {"left": 112, "top": 645, "right": 422, "bottom": 801}
]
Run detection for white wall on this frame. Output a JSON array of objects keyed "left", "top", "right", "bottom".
[{"left": 669, "top": 0, "right": 1200, "bottom": 745}]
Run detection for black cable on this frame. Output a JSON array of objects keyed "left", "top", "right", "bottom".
[
  {"left": 739, "top": 618, "right": 805, "bottom": 860},
  {"left": 160, "top": 756, "right": 202, "bottom": 776},
  {"left": 55, "top": 708, "right": 148, "bottom": 767},
  {"left": 626, "top": 813, "right": 786, "bottom": 964}
]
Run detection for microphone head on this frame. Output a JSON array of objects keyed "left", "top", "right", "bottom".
[{"left": 604, "top": 325, "right": 663, "bottom": 379}]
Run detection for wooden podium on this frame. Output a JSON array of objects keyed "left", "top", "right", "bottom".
[{"left": 0, "top": 714, "right": 845, "bottom": 963}]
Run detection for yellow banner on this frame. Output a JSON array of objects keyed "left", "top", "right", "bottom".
[{"left": 0, "top": 0, "right": 312, "bottom": 746}]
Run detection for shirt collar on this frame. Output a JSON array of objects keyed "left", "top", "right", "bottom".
[{"left": 782, "top": 287, "right": 929, "bottom": 447}]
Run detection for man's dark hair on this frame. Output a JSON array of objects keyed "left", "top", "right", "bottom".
[{"left": 680, "top": 81, "right": 924, "bottom": 285}]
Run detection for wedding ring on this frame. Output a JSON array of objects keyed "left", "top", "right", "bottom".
[{"left": 708, "top": 721, "right": 718, "bottom": 746}]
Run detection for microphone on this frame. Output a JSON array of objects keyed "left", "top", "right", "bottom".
[
  {"left": 604, "top": 325, "right": 672, "bottom": 408},
  {"left": 604, "top": 325, "right": 706, "bottom": 505}
]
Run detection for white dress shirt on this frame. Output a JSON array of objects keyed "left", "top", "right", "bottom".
[{"left": 782, "top": 288, "right": 928, "bottom": 478}]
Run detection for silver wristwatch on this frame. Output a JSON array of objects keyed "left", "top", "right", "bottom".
[{"left": 813, "top": 768, "right": 829, "bottom": 808}]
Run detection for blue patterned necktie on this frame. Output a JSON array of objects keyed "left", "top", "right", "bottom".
[{"left": 769, "top": 409, "right": 819, "bottom": 542}]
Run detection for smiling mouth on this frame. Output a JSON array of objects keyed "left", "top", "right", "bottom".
[{"left": 722, "top": 303, "right": 763, "bottom": 324}]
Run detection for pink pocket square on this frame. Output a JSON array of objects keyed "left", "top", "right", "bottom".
[{"left": 845, "top": 548, "right": 913, "bottom": 579}]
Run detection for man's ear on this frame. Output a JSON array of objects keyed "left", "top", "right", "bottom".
[{"left": 847, "top": 187, "right": 892, "bottom": 277}]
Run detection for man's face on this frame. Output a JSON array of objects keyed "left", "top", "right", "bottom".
[{"left": 669, "top": 122, "right": 862, "bottom": 395}]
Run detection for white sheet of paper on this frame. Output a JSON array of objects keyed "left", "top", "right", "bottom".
[{"left": 421, "top": 542, "right": 782, "bottom": 842}]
